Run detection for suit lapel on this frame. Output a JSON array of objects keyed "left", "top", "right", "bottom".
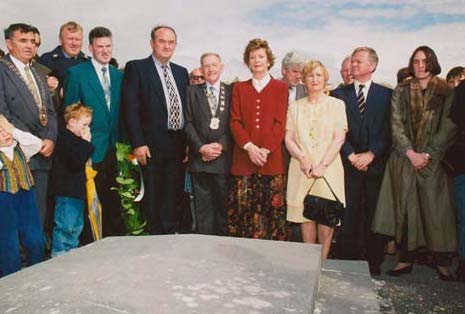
[
  {"left": 146, "top": 57, "right": 167, "bottom": 112},
  {"left": 364, "top": 83, "right": 378, "bottom": 122},
  {"left": 2, "top": 56, "right": 38, "bottom": 117},
  {"left": 347, "top": 84, "right": 363, "bottom": 124},
  {"left": 195, "top": 83, "right": 213, "bottom": 119},
  {"left": 84, "top": 62, "right": 109, "bottom": 116},
  {"left": 109, "top": 66, "right": 121, "bottom": 120}
]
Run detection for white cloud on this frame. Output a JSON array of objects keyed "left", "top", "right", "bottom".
[{"left": 1, "top": 0, "right": 464, "bottom": 86}]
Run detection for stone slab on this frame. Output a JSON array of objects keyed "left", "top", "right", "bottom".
[
  {"left": 316, "top": 260, "right": 380, "bottom": 313},
  {"left": 0, "top": 235, "right": 322, "bottom": 314}
]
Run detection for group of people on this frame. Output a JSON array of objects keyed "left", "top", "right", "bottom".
[{"left": 0, "top": 21, "right": 463, "bottom": 285}]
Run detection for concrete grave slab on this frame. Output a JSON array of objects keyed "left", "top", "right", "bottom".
[{"left": 0, "top": 235, "right": 322, "bottom": 314}]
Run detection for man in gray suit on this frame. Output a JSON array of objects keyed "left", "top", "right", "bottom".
[
  {"left": 0, "top": 24, "right": 57, "bottom": 226},
  {"left": 184, "top": 53, "right": 232, "bottom": 235},
  {"left": 281, "top": 51, "right": 306, "bottom": 102}
]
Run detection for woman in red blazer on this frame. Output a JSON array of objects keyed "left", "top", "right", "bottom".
[{"left": 228, "top": 38, "right": 289, "bottom": 240}]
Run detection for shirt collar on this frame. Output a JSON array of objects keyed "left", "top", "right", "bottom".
[
  {"left": 152, "top": 55, "right": 170, "bottom": 69},
  {"left": 354, "top": 79, "right": 372, "bottom": 93},
  {"left": 91, "top": 57, "right": 109, "bottom": 72},
  {"left": 9, "top": 54, "right": 29, "bottom": 70},
  {"left": 61, "top": 48, "right": 76, "bottom": 59},
  {"left": 206, "top": 80, "right": 221, "bottom": 91},
  {"left": 252, "top": 73, "right": 271, "bottom": 90}
]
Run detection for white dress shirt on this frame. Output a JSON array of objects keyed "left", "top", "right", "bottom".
[
  {"left": 354, "top": 79, "right": 373, "bottom": 100},
  {"left": 10, "top": 55, "right": 41, "bottom": 98},
  {"left": 91, "top": 58, "right": 110, "bottom": 90},
  {"left": 152, "top": 55, "right": 184, "bottom": 128}
]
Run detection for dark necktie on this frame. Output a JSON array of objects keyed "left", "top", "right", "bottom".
[
  {"left": 162, "top": 65, "right": 181, "bottom": 130},
  {"left": 357, "top": 84, "right": 366, "bottom": 117}
]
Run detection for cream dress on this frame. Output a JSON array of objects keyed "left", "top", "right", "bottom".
[{"left": 286, "top": 95, "right": 347, "bottom": 223}]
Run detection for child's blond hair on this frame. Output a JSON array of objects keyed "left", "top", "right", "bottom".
[{"left": 63, "top": 103, "right": 93, "bottom": 123}]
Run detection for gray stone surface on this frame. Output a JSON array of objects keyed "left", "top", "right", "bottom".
[
  {"left": 0, "top": 235, "right": 322, "bottom": 314},
  {"left": 316, "top": 260, "right": 380, "bottom": 314}
]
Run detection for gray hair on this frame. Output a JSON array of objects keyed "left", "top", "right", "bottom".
[
  {"left": 281, "top": 51, "right": 306, "bottom": 69},
  {"left": 352, "top": 46, "right": 378, "bottom": 71},
  {"left": 200, "top": 52, "right": 221, "bottom": 65},
  {"left": 341, "top": 55, "right": 351, "bottom": 68}
]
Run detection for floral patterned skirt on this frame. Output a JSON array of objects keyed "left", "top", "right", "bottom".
[{"left": 227, "top": 174, "right": 287, "bottom": 241}]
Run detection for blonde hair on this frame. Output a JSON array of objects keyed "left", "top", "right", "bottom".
[
  {"left": 302, "top": 60, "right": 329, "bottom": 83},
  {"left": 59, "top": 21, "right": 83, "bottom": 38},
  {"left": 63, "top": 103, "right": 92, "bottom": 123}
]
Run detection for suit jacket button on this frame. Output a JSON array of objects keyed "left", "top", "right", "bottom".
[{"left": 256, "top": 99, "right": 261, "bottom": 103}]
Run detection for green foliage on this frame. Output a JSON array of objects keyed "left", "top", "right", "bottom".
[{"left": 113, "top": 142, "right": 147, "bottom": 235}]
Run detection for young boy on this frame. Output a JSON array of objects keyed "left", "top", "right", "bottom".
[
  {"left": 0, "top": 114, "right": 44, "bottom": 277},
  {"left": 51, "top": 104, "right": 94, "bottom": 256}
]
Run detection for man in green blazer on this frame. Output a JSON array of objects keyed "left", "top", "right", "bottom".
[{"left": 63, "top": 26, "right": 124, "bottom": 238}]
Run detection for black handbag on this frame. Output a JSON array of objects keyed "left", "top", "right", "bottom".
[{"left": 303, "top": 177, "right": 344, "bottom": 227}]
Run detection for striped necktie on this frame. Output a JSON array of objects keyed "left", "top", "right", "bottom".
[
  {"left": 162, "top": 65, "right": 181, "bottom": 130},
  {"left": 101, "top": 67, "right": 111, "bottom": 109},
  {"left": 357, "top": 84, "right": 366, "bottom": 117},
  {"left": 24, "top": 65, "right": 41, "bottom": 108}
]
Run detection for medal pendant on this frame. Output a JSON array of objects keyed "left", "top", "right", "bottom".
[
  {"left": 209, "top": 117, "right": 220, "bottom": 130},
  {"left": 39, "top": 108, "right": 47, "bottom": 126}
]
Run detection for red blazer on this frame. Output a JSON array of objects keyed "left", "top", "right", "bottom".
[{"left": 230, "top": 78, "right": 288, "bottom": 176}]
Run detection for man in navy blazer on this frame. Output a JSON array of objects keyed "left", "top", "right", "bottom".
[
  {"left": 122, "top": 25, "right": 189, "bottom": 234},
  {"left": 332, "top": 47, "right": 392, "bottom": 275},
  {"left": 63, "top": 26, "right": 125, "bottom": 238}
]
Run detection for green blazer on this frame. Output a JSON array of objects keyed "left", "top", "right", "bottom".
[{"left": 63, "top": 60, "right": 123, "bottom": 163}]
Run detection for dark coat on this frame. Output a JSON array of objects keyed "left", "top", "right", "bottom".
[
  {"left": 332, "top": 82, "right": 392, "bottom": 175},
  {"left": 445, "top": 80, "right": 465, "bottom": 176},
  {"left": 51, "top": 128, "right": 94, "bottom": 200},
  {"left": 373, "top": 77, "right": 457, "bottom": 251},
  {"left": 38, "top": 46, "right": 87, "bottom": 82},
  {"left": 184, "top": 82, "right": 232, "bottom": 174},
  {"left": 122, "top": 56, "right": 189, "bottom": 158}
]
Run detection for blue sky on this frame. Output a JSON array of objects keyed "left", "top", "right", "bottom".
[
  {"left": 2, "top": 0, "right": 465, "bottom": 86},
  {"left": 253, "top": 1, "right": 465, "bottom": 31}
]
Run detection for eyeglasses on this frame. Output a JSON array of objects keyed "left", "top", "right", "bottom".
[{"left": 191, "top": 75, "right": 204, "bottom": 81}]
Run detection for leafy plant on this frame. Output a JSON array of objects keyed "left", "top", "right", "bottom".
[{"left": 112, "top": 142, "right": 147, "bottom": 235}]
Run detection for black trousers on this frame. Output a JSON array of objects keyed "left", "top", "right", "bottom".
[
  {"left": 338, "top": 165, "right": 387, "bottom": 267},
  {"left": 192, "top": 172, "right": 230, "bottom": 236},
  {"left": 92, "top": 148, "right": 125, "bottom": 237},
  {"left": 142, "top": 139, "right": 187, "bottom": 235}
]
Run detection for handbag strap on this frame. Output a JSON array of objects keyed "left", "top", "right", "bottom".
[{"left": 306, "top": 177, "right": 342, "bottom": 203}]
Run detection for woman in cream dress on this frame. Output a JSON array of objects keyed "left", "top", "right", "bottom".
[{"left": 285, "top": 60, "right": 347, "bottom": 259}]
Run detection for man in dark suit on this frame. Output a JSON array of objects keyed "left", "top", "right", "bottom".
[
  {"left": 63, "top": 26, "right": 125, "bottom": 237},
  {"left": 123, "top": 25, "right": 189, "bottom": 235},
  {"left": 0, "top": 23, "right": 57, "bottom": 227},
  {"left": 184, "top": 53, "right": 232, "bottom": 235},
  {"left": 332, "top": 47, "right": 392, "bottom": 275}
]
